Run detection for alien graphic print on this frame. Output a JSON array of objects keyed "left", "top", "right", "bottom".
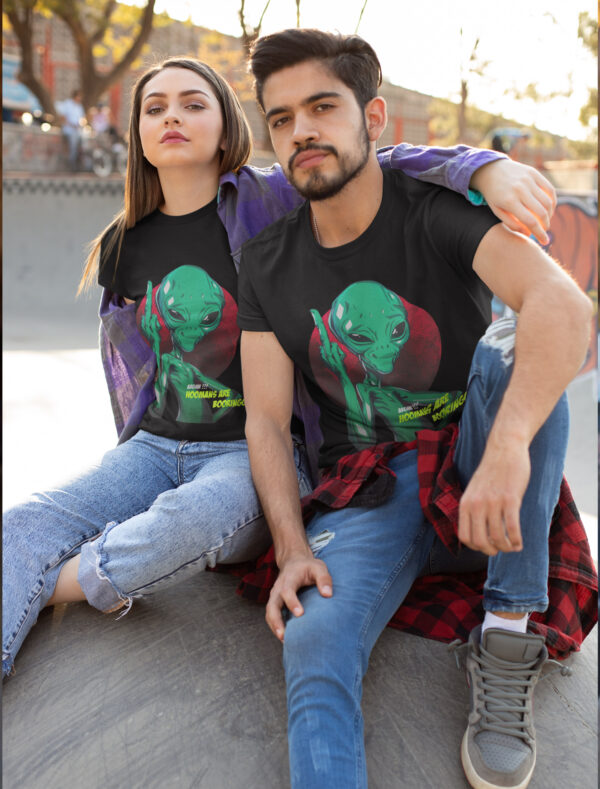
[
  {"left": 99, "top": 198, "right": 248, "bottom": 442},
  {"left": 237, "top": 169, "right": 502, "bottom": 468},
  {"left": 309, "top": 281, "right": 466, "bottom": 450},
  {"left": 138, "top": 265, "right": 243, "bottom": 425}
]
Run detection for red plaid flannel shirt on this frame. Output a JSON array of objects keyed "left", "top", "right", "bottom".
[{"left": 230, "top": 424, "right": 597, "bottom": 660}]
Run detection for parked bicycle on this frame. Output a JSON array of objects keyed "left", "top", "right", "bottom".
[{"left": 79, "top": 126, "right": 127, "bottom": 177}]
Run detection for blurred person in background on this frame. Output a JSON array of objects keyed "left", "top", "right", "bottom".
[{"left": 57, "top": 89, "right": 85, "bottom": 170}]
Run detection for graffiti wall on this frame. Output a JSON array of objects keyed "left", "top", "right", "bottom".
[{"left": 492, "top": 192, "right": 598, "bottom": 376}]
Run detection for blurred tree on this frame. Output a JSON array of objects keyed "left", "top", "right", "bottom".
[
  {"left": 3, "top": 0, "right": 162, "bottom": 117},
  {"left": 456, "top": 31, "right": 491, "bottom": 142},
  {"left": 577, "top": 10, "right": 597, "bottom": 128},
  {"left": 238, "top": 0, "right": 272, "bottom": 55},
  {"left": 196, "top": 29, "right": 252, "bottom": 101},
  {"left": 4, "top": 0, "right": 58, "bottom": 116}
]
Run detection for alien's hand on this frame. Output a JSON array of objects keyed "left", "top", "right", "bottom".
[
  {"left": 368, "top": 386, "right": 406, "bottom": 414},
  {"left": 141, "top": 281, "right": 161, "bottom": 348},
  {"left": 311, "top": 309, "right": 347, "bottom": 378},
  {"left": 169, "top": 356, "right": 196, "bottom": 390}
]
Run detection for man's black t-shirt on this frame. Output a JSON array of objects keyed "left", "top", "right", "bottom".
[
  {"left": 237, "top": 169, "right": 500, "bottom": 468},
  {"left": 99, "top": 198, "right": 246, "bottom": 442}
]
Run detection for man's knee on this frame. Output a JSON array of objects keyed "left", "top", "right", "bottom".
[
  {"left": 474, "top": 316, "right": 517, "bottom": 372},
  {"left": 283, "top": 601, "right": 363, "bottom": 678}
]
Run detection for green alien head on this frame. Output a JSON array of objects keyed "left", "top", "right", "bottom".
[
  {"left": 157, "top": 265, "right": 224, "bottom": 353},
  {"left": 329, "top": 281, "right": 410, "bottom": 375}
]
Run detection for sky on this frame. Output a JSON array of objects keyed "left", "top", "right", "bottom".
[{"left": 141, "top": 0, "right": 597, "bottom": 141}]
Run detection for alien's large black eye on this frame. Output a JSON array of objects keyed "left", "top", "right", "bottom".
[
  {"left": 202, "top": 311, "right": 220, "bottom": 325},
  {"left": 391, "top": 321, "right": 407, "bottom": 339},
  {"left": 348, "top": 333, "right": 370, "bottom": 344},
  {"left": 168, "top": 309, "right": 185, "bottom": 322}
]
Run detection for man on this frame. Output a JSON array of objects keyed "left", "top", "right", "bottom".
[
  {"left": 58, "top": 89, "right": 85, "bottom": 171},
  {"left": 237, "top": 29, "right": 593, "bottom": 789}
]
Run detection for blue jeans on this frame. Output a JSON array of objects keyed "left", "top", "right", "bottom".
[
  {"left": 62, "top": 126, "right": 81, "bottom": 168},
  {"left": 283, "top": 318, "right": 569, "bottom": 789},
  {"left": 2, "top": 431, "right": 312, "bottom": 678}
]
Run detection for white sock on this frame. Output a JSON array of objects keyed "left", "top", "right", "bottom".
[{"left": 482, "top": 611, "right": 528, "bottom": 637}]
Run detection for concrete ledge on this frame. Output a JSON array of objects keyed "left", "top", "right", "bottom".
[{"left": 3, "top": 172, "right": 125, "bottom": 196}]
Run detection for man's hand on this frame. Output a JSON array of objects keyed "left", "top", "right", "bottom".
[
  {"left": 266, "top": 552, "right": 333, "bottom": 642},
  {"left": 470, "top": 159, "right": 556, "bottom": 246},
  {"left": 458, "top": 440, "right": 531, "bottom": 556}
]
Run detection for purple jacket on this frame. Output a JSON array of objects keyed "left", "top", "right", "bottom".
[{"left": 99, "top": 143, "right": 504, "bottom": 465}]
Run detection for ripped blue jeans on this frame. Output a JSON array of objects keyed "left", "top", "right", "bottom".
[
  {"left": 283, "top": 318, "right": 570, "bottom": 789},
  {"left": 2, "top": 431, "right": 312, "bottom": 678}
]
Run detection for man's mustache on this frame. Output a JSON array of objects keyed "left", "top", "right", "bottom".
[{"left": 288, "top": 143, "right": 338, "bottom": 171}]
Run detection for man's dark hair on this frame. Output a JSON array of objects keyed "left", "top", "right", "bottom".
[{"left": 249, "top": 28, "right": 382, "bottom": 111}]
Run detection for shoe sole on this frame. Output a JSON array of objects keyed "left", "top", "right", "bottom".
[{"left": 461, "top": 730, "right": 536, "bottom": 789}]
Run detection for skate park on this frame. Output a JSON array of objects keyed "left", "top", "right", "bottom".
[{"left": 3, "top": 173, "right": 598, "bottom": 788}]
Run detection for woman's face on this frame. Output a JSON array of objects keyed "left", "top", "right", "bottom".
[{"left": 138, "top": 67, "right": 224, "bottom": 173}]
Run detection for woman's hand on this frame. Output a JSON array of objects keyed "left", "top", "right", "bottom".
[{"left": 470, "top": 159, "right": 556, "bottom": 246}]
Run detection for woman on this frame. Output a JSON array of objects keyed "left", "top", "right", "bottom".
[{"left": 2, "top": 57, "right": 554, "bottom": 679}]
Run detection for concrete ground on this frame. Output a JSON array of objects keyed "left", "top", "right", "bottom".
[{"left": 3, "top": 311, "right": 597, "bottom": 789}]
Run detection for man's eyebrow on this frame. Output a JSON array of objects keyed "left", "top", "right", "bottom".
[
  {"left": 265, "top": 91, "right": 342, "bottom": 122},
  {"left": 142, "top": 89, "right": 212, "bottom": 101}
]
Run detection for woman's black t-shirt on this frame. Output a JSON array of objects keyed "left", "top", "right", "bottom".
[{"left": 99, "top": 198, "right": 246, "bottom": 442}]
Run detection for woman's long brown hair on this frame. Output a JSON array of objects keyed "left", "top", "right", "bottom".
[{"left": 78, "top": 57, "right": 252, "bottom": 295}]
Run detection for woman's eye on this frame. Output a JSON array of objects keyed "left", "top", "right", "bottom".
[
  {"left": 146, "top": 105, "right": 163, "bottom": 115},
  {"left": 186, "top": 103, "right": 205, "bottom": 111}
]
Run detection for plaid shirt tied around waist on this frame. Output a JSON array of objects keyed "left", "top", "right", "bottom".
[{"left": 234, "top": 424, "right": 597, "bottom": 660}]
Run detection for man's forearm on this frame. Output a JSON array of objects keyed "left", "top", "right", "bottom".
[{"left": 246, "top": 417, "right": 311, "bottom": 567}]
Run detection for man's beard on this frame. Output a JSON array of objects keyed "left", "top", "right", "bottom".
[{"left": 286, "top": 121, "right": 370, "bottom": 201}]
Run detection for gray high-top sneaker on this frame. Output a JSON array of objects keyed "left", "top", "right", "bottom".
[{"left": 461, "top": 626, "right": 546, "bottom": 789}]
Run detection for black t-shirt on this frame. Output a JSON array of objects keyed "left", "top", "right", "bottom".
[
  {"left": 237, "top": 169, "right": 500, "bottom": 468},
  {"left": 99, "top": 198, "right": 246, "bottom": 442}
]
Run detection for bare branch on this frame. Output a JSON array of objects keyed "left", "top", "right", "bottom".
[
  {"left": 5, "top": 4, "right": 57, "bottom": 116},
  {"left": 93, "top": 0, "right": 156, "bottom": 101},
  {"left": 90, "top": 0, "right": 118, "bottom": 46},
  {"left": 255, "top": 0, "right": 272, "bottom": 36},
  {"left": 238, "top": 0, "right": 271, "bottom": 55},
  {"left": 355, "top": 0, "right": 368, "bottom": 34}
]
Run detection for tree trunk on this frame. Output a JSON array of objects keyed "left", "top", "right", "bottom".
[
  {"left": 54, "top": 0, "right": 157, "bottom": 115},
  {"left": 6, "top": 8, "right": 57, "bottom": 117}
]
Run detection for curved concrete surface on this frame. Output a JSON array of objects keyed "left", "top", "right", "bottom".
[{"left": 2, "top": 573, "right": 597, "bottom": 789}]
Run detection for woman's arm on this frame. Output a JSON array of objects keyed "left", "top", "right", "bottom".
[
  {"left": 381, "top": 143, "right": 555, "bottom": 244},
  {"left": 229, "top": 144, "right": 555, "bottom": 250}
]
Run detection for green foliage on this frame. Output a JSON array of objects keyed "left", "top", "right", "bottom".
[
  {"left": 196, "top": 29, "right": 252, "bottom": 100},
  {"left": 577, "top": 11, "right": 597, "bottom": 128},
  {"left": 578, "top": 11, "right": 597, "bottom": 57}
]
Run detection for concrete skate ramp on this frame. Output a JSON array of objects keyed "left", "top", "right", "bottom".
[{"left": 1, "top": 573, "right": 597, "bottom": 789}]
